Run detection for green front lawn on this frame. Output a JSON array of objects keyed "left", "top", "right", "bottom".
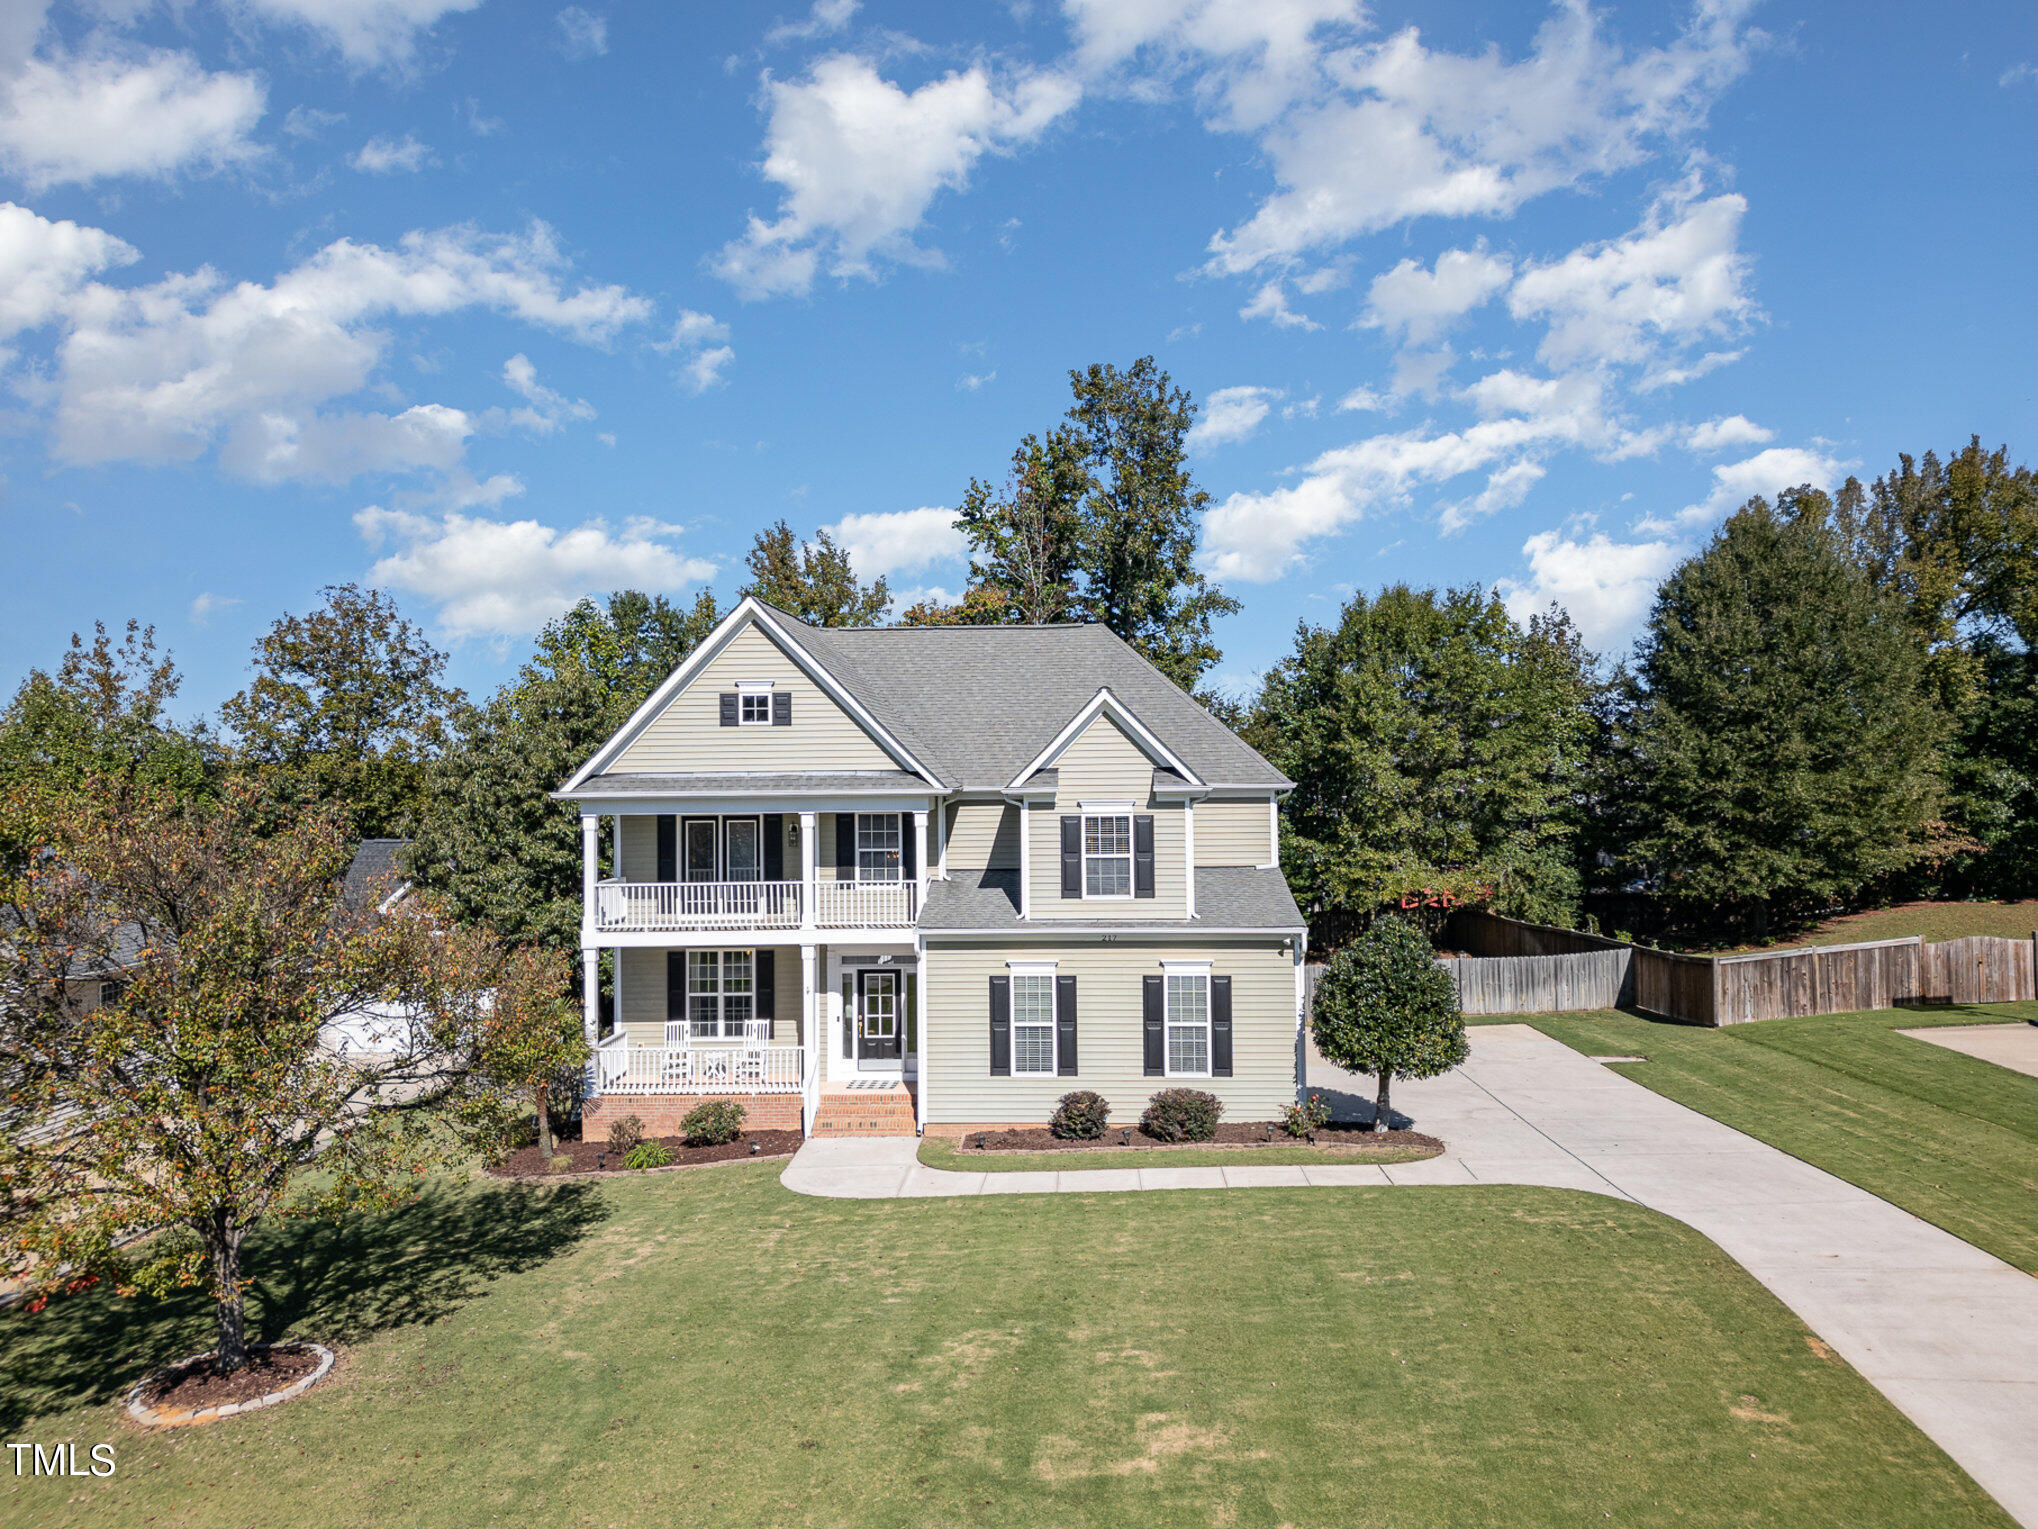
[
  {"left": 1502, "top": 1003, "right": 2038, "bottom": 1273},
  {"left": 917, "top": 1135, "right": 1439, "bottom": 1172},
  {"left": 1, "top": 1168, "right": 2012, "bottom": 1527}
]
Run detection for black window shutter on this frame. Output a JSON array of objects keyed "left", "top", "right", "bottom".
[
  {"left": 772, "top": 691, "right": 791, "bottom": 727},
  {"left": 1211, "top": 975, "right": 1233, "bottom": 1077},
  {"left": 762, "top": 815, "right": 784, "bottom": 880},
  {"left": 988, "top": 975, "right": 1011, "bottom": 1075},
  {"left": 666, "top": 951, "right": 685, "bottom": 1024},
  {"left": 835, "top": 813, "right": 858, "bottom": 877},
  {"left": 900, "top": 814, "right": 915, "bottom": 879},
  {"left": 1060, "top": 815, "right": 1082, "bottom": 897},
  {"left": 719, "top": 692, "right": 738, "bottom": 727},
  {"left": 1134, "top": 815, "right": 1156, "bottom": 898},
  {"left": 1056, "top": 974, "right": 1078, "bottom": 1075},
  {"left": 755, "top": 950, "right": 775, "bottom": 1023},
  {"left": 656, "top": 815, "right": 677, "bottom": 882},
  {"left": 1142, "top": 975, "right": 1164, "bottom": 1075}
]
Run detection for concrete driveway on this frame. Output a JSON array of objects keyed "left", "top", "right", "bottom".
[
  {"left": 785, "top": 1024, "right": 2038, "bottom": 1526},
  {"left": 1900, "top": 1021, "right": 2038, "bottom": 1080}
]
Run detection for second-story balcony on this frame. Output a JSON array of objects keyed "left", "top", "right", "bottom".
[{"left": 593, "top": 878, "right": 917, "bottom": 933}]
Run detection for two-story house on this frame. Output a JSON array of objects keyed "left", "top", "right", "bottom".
[{"left": 555, "top": 596, "right": 1305, "bottom": 1139}]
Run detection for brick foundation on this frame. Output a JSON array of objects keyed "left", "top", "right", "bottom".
[
  {"left": 583, "top": 1093, "right": 802, "bottom": 1136},
  {"left": 922, "top": 1121, "right": 1040, "bottom": 1137}
]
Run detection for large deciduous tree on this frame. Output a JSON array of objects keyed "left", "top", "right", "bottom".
[
  {"left": 1250, "top": 585, "right": 1596, "bottom": 926},
  {"left": 740, "top": 521, "right": 889, "bottom": 626},
  {"left": 218, "top": 585, "right": 461, "bottom": 840},
  {"left": 0, "top": 778, "right": 497, "bottom": 1373},
  {"left": 1309, "top": 915, "right": 1467, "bottom": 1132},
  {"left": 1607, "top": 496, "right": 1945, "bottom": 936}
]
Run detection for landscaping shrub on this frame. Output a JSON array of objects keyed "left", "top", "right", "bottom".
[
  {"left": 606, "top": 1114, "right": 646, "bottom": 1154},
  {"left": 1049, "top": 1090, "right": 1110, "bottom": 1140},
  {"left": 624, "top": 1141, "right": 674, "bottom": 1171},
  {"left": 1283, "top": 1093, "right": 1332, "bottom": 1138},
  {"left": 680, "top": 1099, "right": 747, "bottom": 1147},
  {"left": 1141, "top": 1088, "right": 1223, "bottom": 1142}
]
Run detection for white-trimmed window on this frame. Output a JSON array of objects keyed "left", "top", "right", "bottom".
[
  {"left": 1082, "top": 813, "right": 1132, "bottom": 898},
  {"left": 1009, "top": 963, "right": 1057, "bottom": 1076},
  {"left": 688, "top": 949, "right": 755, "bottom": 1039},
  {"left": 857, "top": 813, "right": 902, "bottom": 882},
  {"left": 1164, "top": 964, "right": 1211, "bottom": 1077},
  {"left": 735, "top": 679, "right": 774, "bottom": 726}
]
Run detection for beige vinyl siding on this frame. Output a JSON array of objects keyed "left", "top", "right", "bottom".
[
  {"left": 1053, "top": 714, "right": 1157, "bottom": 799},
  {"left": 1194, "top": 800, "right": 1274, "bottom": 867},
  {"left": 923, "top": 937, "right": 1299, "bottom": 1124},
  {"left": 613, "top": 619, "right": 896, "bottom": 773},
  {"left": 617, "top": 944, "right": 802, "bottom": 1047},
  {"left": 1027, "top": 802, "right": 1186, "bottom": 919},
  {"left": 945, "top": 800, "right": 1019, "bottom": 873}
]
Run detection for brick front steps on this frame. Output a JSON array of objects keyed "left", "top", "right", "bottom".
[{"left": 811, "top": 1081, "right": 918, "bottom": 1138}]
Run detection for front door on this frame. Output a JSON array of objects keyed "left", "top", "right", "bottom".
[{"left": 856, "top": 970, "right": 900, "bottom": 1065}]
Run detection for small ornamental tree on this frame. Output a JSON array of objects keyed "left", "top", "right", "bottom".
[
  {"left": 457, "top": 944, "right": 587, "bottom": 1164},
  {"left": 0, "top": 777, "right": 496, "bottom": 1374},
  {"left": 1311, "top": 915, "right": 1467, "bottom": 1132}
]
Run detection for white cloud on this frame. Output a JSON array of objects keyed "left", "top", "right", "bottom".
[
  {"left": 1684, "top": 413, "right": 1771, "bottom": 453},
  {"left": 1238, "top": 279, "right": 1318, "bottom": 329},
  {"left": 555, "top": 6, "right": 608, "bottom": 60},
  {"left": 350, "top": 132, "right": 433, "bottom": 173},
  {"left": 1647, "top": 443, "right": 1848, "bottom": 532},
  {"left": 713, "top": 55, "right": 1080, "bottom": 298},
  {"left": 238, "top": 0, "right": 485, "bottom": 68},
  {"left": 765, "top": 0, "right": 859, "bottom": 47},
  {"left": 1336, "top": 384, "right": 1387, "bottom": 413},
  {"left": 956, "top": 369, "right": 995, "bottom": 391},
  {"left": 497, "top": 352, "right": 595, "bottom": 433},
  {"left": 188, "top": 591, "right": 242, "bottom": 626},
  {"left": 658, "top": 308, "right": 735, "bottom": 392},
  {"left": 0, "top": 49, "right": 265, "bottom": 189},
  {"left": 1496, "top": 527, "right": 1682, "bottom": 652},
  {"left": 1360, "top": 246, "right": 1511, "bottom": 347},
  {"left": 1186, "top": 384, "right": 1280, "bottom": 451},
  {"left": 2000, "top": 62, "right": 2036, "bottom": 87},
  {"left": 220, "top": 403, "right": 473, "bottom": 483},
  {"left": 824, "top": 505, "right": 966, "bottom": 577},
  {"left": 1508, "top": 190, "right": 1756, "bottom": 380},
  {"left": 1437, "top": 459, "right": 1544, "bottom": 536},
  {"left": 0, "top": 202, "right": 137, "bottom": 349},
  {"left": 282, "top": 104, "right": 346, "bottom": 138},
  {"left": 355, "top": 506, "right": 716, "bottom": 640},
  {"left": 1203, "top": 3, "right": 1756, "bottom": 273}
]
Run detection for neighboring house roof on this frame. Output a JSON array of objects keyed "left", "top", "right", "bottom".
[
  {"left": 343, "top": 839, "right": 413, "bottom": 913},
  {"left": 919, "top": 866, "right": 1304, "bottom": 933},
  {"left": 571, "top": 770, "right": 932, "bottom": 797},
  {"left": 747, "top": 602, "right": 1291, "bottom": 794}
]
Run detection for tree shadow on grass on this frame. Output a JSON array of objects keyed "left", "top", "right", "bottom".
[{"left": 0, "top": 1179, "right": 609, "bottom": 1434}]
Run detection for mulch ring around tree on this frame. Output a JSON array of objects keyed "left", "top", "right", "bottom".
[
  {"left": 955, "top": 1122, "right": 1446, "bottom": 1156},
  {"left": 127, "top": 1342, "right": 335, "bottom": 1428},
  {"left": 486, "top": 1129, "right": 805, "bottom": 1178}
]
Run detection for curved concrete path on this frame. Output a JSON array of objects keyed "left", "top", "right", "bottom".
[{"left": 782, "top": 1024, "right": 2038, "bottom": 1527}]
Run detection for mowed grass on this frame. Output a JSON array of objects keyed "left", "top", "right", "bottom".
[
  {"left": 918, "top": 1136, "right": 1441, "bottom": 1172},
  {"left": 1502, "top": 1003, "right": 2038, "bottom": 1273},
  {"left": 1717, "top": 899, "right": 2038, "bottom": 952},
  {"left": 1, "top": 1167, "right": 2014, "bottom": 1528}
]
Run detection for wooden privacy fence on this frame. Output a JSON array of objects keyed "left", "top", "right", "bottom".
[{"left": 1441, "top": 910, "right": 2038, "bottom": 1026}]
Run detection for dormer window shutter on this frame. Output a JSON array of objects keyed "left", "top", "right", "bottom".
[
  {"left": 719, "top": 693, "right": 738, "bottom": 727},
  {"left": 1059, "top": 816, "right": 1082, "bottom": 898},
  {"left": 1133, "top": 815, "right": 1156, "bottom": 898},
  {"left": 772, "top": 691, "right": 791, "bottom": 726}
]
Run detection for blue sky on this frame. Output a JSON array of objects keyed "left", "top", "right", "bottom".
[{"left": 3, "top": 0, "right": 2035, "bottom": 716}]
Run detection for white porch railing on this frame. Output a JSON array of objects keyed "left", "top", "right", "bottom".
[
  {"left": 594, "top": 1040, "right": 806, "bottom": 1095},
  {"left": 813, "top": 880, "right": 916, "bottom": 928},
  {"left": 595, "top": 880, "right": 802, "bottom": 932}
]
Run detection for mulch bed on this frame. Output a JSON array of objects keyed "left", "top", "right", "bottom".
[
  {"left": 487, "top": 1129, "right": 804, "bottom": 1178},
  {"left": 955, "top": 1122, "right": 1446, "bottom": 1156},
  {"left": 138, "top": 1347, "right": 324, "bottom": 1412}
]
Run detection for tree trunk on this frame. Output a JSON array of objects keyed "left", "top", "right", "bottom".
[
  {"left": 536, "top": 1089, "right": 554, "bottom": 1161},
  {"left": 1372, "top": 1068, "right": 1393, "bottom": 1133},
  {"left": 209, "top": 1228, "right": 249, "bottom": 1374}
]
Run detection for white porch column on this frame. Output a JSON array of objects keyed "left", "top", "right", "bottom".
[
  {"left": 1018, "top": 798, "right": 1031, "bottom": 919},
  {"left": 934, "top": 801, "right": 947, "bottom": 880},
  {"left": 799, "top": 810, "right": 817, "bottom": 929},
  {"left": 914, "top": 941, "right": 929, "bottom": 1134},
  {"left": 580, "top": 814, "right": 602, "bottom": 1050},
  {"left": 582, "top": 945, "right": 600, "bottom": 1046},
  {"left": 912, "top": 810, "right": 929, "bottom": 918},
  {"left": 581, "top": 813, "right": 599, "bottom": 918},
  {"left": 801, "top": 941, "right": 817, "bottom": 1066}
]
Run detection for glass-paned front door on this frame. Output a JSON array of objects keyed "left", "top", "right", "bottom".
[{"left": 857, "top": 970, "right": 899, "bottom": 1064}]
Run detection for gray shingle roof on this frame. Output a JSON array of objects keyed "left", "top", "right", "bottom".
[
  {"left": 919, "top": 866, "right": 1303, "bottom": 932},
  {"left": 343, "top": 839, "right": 412, "bottom": 912},
  {"left": 572, "top": 771, "right": 929, "bottom": 796},
  {"left": 760, "top": 606, "right": 1290, "bottom": 793}
]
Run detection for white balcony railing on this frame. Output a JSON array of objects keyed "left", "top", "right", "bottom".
[
  {"left": 594, "top": 1040, "right": 806, "bottom": 1095},
  {"left": 592, "top": 878, "right": 917, "bottom": 932}
]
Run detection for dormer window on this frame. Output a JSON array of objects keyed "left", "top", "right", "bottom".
[
  {"left": 1082, "top": 814, "right": 1133, "bottom": 898},
  {"left": 736, "top": 680, "right": 773, "bottom": 726}
]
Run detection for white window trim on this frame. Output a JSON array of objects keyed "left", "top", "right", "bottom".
[
  {"left": 1162, "top": 966, "right": 1213, "bottom": 1079},
  {"left": 687, "top": 948, "right": 757, "bottom": 1041},
  {"left": 735, "top": 685, "right": 773, "bottom": 726},
  {"left": 1081, "top": 810, "right": 1134, "bottom": 901},
  {"left": 1008, "top": 967, "right": 1058, "bottom": 1077}
]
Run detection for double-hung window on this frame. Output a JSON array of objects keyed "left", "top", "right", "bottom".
[
  {"left": 1164, "top": 966, "right": 1211, "bottom": 1077},
  {"left": 687, "top": 949, "right": 755, "bottom": 1039},
  {"left": 857, "top": 813, "right": 902, "bottom": 882},
  {"left": 1010, "top": 967, "right": 1056, "bottom": 1076},
  {"left": 1082, "top": 813, "right": 1132, "bottom": 898},
  {"left": 736, "top": 681, "right": 773, "bottom": 726}
]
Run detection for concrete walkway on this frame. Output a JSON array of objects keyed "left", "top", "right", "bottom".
[
  {"left": 781, "top": 1024, "right": 2038, "bottom": 1526},
  {"left": 1901, "top": 1021, "right": 2038, "bottom": 1080}
]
